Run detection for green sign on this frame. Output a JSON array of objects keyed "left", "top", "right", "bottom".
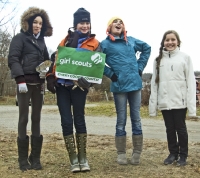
[{"left": 55, "top": 46, "right": 106, "bottom": 84}]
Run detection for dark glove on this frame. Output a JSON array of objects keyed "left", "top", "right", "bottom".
[
  {"left": 77, "top": 77, "right": 91, "bottom": 88},
  {"left": 111, "top": 73, "right": 118, "bottom": 82},
  {"left": 139, "top": 70, "right": 142, "bottom": 77},
  {"left": 46, "top": 75, "right": 56, "bottom": 94}
]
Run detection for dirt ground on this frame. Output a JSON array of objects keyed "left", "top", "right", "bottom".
[{"left": 1, "top": 105, "right": 200, "bottom": 178}]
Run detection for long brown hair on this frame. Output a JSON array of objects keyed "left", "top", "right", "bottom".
[{"left": 155, "top": 30, "right": 181, "bottom": 83}]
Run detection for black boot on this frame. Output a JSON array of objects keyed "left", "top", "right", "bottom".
[
  {"left": 28, "top": 135, "right": 43, "bottom": 170},
  {"left": 17, "top": 136, "right": 31, "bottom": 171},
  {"left": 164, "top": 154, "right": 178, "bottom": 165},
  {"left": 177, "top": 155, "right": 187, "bottom": 166}
]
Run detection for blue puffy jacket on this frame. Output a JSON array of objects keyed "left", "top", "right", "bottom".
[{"left": 101, "top": 35, "right": 151, "bottom": 93}]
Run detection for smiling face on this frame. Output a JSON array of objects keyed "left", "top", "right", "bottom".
[
  {"left": 110, "top": 19, "right": 124, "bottom": 37},
  {"left": 32, "top": 16, "right": 43, "bottom": 35},
  {"left": 164, "top": 33, "right": 179, "bottom": 51},
  {"left": 76, "top": 22, "right": 90, "bottom": 34}
]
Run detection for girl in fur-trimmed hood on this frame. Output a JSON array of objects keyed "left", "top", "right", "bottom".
[
  {"left": 8, "top": 7, "right": 53, "bottom": 171},
  {"left": 20, "top": 6, "right": 52, "bottom": 36}
]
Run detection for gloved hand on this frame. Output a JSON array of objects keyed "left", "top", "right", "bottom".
[
  {"left": 111, "top": 73, "right": 118, "bottom": 82},
  {"left": 46, "top": 75, "right": 56, "bottom": 94},
  {"left": 18, "top": 83, "right": 28, "bottom": 93},
  {"left": 77, "top": 77, "right": 91, "bottom": 88}
]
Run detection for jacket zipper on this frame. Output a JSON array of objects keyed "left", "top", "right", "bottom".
[{"left": 168, "top": 51, "right": 173, "bottom": 71}]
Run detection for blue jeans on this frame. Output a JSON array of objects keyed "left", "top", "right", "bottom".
[
  {"left": 56, "top": 85, "right": 88, "bottom": 136},
  {"left": 113, "top": 90, "right": 142, "bottom": 136}
]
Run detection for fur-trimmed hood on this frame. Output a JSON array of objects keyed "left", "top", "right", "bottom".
[{"left": 20, "top": 7, "right": 53, "bottom": 37}]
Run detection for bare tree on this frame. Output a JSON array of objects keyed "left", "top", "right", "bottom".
[
  {"left": 0, "top": 0, "right": 17, "bottom": 27},
  {"left": 0, "top": 0, "right": 19, "bottom": 96},
  {"left": 0, "top": 28, "right": 12, "bottom": 96},
  {"left": 10, "top": 20, "right": 18, "bottom": 36}
]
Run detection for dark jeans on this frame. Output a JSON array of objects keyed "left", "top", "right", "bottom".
[
  {"left": 17, "top": 84, "right": 44, "bottom": 139},
  {"left": 161, "top": 108, "right": 188, "bottom": 157},
  {"left": 56, "top": 85, "right": 88, "bottom": 136}
]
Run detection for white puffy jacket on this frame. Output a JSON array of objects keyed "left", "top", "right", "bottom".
[{"left": 149, "top": 47, "right": 196, "bottom": 116}]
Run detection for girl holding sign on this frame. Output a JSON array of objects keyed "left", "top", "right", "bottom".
[{"left": 46, "top": 8, "right": 101, "bottom": 172}]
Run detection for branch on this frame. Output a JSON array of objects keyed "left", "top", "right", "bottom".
[{"left": 0, "top": 0, "right": 17, "bottom": 26}]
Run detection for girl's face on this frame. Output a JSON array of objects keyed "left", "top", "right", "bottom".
[
  {"left": 164, "top": 33, "right": 179, "bottom": 51},
  {"left": 76, "top": 22, "right": 90, "bottom": 34},
  {"left": 110, "top": 19, "right": 124, "bottom": 37},
  {"left": 32, "top": 16, "right": 43, "bottom": 35}
]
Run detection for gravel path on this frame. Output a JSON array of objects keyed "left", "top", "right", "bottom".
[{"left": 0, "top": 105, "right": 200, "bottom": 142}]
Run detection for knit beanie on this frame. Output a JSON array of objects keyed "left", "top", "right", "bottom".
[
  {"left": 73, "top": 8, "right": 90, "bottom": 27},
  {"left": 106, "top": 16, "right": 127, "bottom": 42}
]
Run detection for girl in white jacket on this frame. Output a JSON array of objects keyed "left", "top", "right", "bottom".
[{"left": 149, "top": 30, "right": 196, "bottom": 166}]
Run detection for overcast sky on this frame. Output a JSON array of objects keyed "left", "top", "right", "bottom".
[{"left": 9, "top": 0, "right": 200, "bottom": 73}]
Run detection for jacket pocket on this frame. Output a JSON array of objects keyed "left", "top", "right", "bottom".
[{"left": 158, "top": 83, "right": 168, "bottom": 109}]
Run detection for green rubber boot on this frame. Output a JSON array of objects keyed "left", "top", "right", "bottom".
[
  {"left": 64, "top": 135, "right": 80, "bottom": 172},
  {"left": 76, "top": 133, "right": 90, "bottom": 172}
]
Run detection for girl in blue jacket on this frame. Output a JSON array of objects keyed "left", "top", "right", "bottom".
[{"left": 101, "top": 17, "right": 151, "bottom": 165}]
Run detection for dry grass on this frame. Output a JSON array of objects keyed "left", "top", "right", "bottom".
[
  {"left": 1, "top": 130, "right": 200, "bottom": 178},
  {"left": 41, "top": 101, "right": 200, "bottom": 121},
  {"left": 1, "top": 96, "right": 200, "bottom": 177},
  {"left": 1, "top": 95, "right": 200, "bottom": 119}
]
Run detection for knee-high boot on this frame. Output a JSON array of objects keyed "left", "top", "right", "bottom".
[
  {"left": 115, "top": 136, "right": 127, "bottom": 165},
  {"left": 63, "top": 134, "right": 80, "bottom": 172},
  {"left": 76, "top": 133, "right": 90, "bottom": 171},
  {"left": 17, "top": 136, "right": 31, "bottom": 171},
  {"left": 130, "top": 134, "right": 143, "bottom": 165},
  {"left": 28, "top": 135, "right": 43, "bottom": 170}
]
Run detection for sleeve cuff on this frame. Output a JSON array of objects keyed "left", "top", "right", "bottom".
[{"left": 15, "top": 75, "right": 25, "bottom": 84}]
